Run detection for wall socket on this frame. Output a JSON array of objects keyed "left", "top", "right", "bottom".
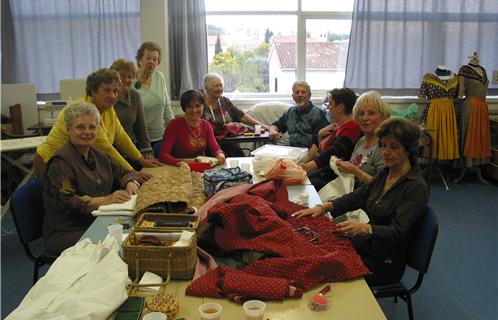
[{"left": 492, "top": 70, "right": 498, "bottom": 85}]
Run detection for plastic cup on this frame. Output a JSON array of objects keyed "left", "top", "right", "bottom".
[
  {"left": 107, "top": 224, "right": 123, "bottom": 246},
  {"left": 243, "top": 300, "right": 266, "bottom": 320},
  {"left": 230, "top": 159, "right": 239, "bottom": 168},
  {"left": 241, "top": 163, "right": 251, "bottom": 172},
  {"left": 198, "top": 302, "right": 222, "bottom": 320},
  {"left": 254, "top": 124, "right": 262, "bottom": 135},
  {"left": 143, "top": 312, "right": 167, "bottom": 320}
]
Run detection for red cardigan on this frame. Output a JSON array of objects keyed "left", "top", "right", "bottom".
[{"left": 159, "top": 117, "right": 223, "bottom": 165}]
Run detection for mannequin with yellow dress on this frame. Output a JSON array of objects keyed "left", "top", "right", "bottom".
[
  {"left": 419, "top": 65, "right": 460, "bottom": 162},
  {"left": 454, "top": 52, "right": 491, "bottom": 184}
]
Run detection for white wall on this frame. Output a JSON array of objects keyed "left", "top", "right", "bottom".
[{"left": 1, "top": 84, "right": 38, "bottom": 133}]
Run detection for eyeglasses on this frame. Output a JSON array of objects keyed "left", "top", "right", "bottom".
[
  {"left": 72, "top": 124, "right": 97, "bottom": 132},
  {"left": 293, "top": 226, "right": 320, "bottom": 243}
]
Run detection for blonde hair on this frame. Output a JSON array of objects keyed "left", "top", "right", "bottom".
[{"left": 353, "top": 90, "right": 391, "bottom": 121}]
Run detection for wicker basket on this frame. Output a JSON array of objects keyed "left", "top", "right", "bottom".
[
  {"left": 135, "top": 213, "right": 200, "bottom": 232},
  {"left": 123, "top": 230, "right": 197, "bottom": 280}
]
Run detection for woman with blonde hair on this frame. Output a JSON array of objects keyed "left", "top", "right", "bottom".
[{"left": 334, "top": 90, "right": 391, "bottom": 186}]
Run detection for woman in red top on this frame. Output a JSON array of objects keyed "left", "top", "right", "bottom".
[{"left": 159, "top": 90, "right": 226, "bottom": 165}]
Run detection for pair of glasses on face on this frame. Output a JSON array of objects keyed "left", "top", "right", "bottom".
[
  {"left": 72, "top": 124, "right": 97, "bottom": 132},
  {"left": 293, "top": 226, "right": 320, "bottom": 243}
]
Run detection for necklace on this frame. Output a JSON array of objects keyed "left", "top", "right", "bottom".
[
  {"left": 187, "top": 122, "right": 205, "bottom": 151},
  {"left": 383, "top": 165, "right": 411, "bottom": 193}
]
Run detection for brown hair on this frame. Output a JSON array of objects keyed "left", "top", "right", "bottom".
[
  {"left": 377, "top": 118, "right": 421, "bottom": 165},
  {"left": 110, "top": 58, "right": 136, "bottom": 74},
  {"left": 180, "top": 89, "right": 205, "bottom": 112},
  {"left": 136, "top": 41, "right": 162, "bottom": 66},
  {"left": 85, "top": 68, "right": 121, "bottom": 96}
]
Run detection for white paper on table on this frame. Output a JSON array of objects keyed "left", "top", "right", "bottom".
[{"left": 98, "top": 195, "right": 137, "bottom": 212}]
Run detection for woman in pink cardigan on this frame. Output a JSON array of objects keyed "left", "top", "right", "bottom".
[{"left": 159, "top": 90, "right": 226, "bottom": 165}]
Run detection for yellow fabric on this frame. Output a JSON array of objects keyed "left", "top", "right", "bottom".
[
  {"left": 423, "top": 73, "right": 459, "bottom": 90},
  {"left": 464, "top": 97, "right": 492, "bottom": 159},
  {"left": 425, "top": 99, "right": 459, "bottom": 160},
  {"left": 36, "top": 96, "right": 141, "bottom": 170}
]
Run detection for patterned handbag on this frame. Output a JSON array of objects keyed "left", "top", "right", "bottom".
[{"left": 203, "top": 167, "right": 252, "bottom": 197}]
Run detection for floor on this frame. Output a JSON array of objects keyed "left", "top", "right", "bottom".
[{"left": 1, "top": 171, "right": 497, "bottom": 319}]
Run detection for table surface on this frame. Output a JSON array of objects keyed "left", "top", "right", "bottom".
[
  {"left": 0, "top": 135, "right": 47, "bottom": 152},
  {"left": 81, "top": 166, "right": 386, "bottom": 320},
  {"left": 222, "top": 130, "right": 270, "bottom": 143},
  {"left": 143, "top": 156, "right": 312, "bottom": 185}
]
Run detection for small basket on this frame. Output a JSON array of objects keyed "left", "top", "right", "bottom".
[
  {"left": 135, "top": 213, "right": 200, "bottom": 232},
  {"left": 123, "top": 230, "right": 197, "bottom": 280}
]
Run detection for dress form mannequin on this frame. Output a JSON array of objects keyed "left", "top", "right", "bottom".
[
  {"left": 419, "top": 66, "right": 459, "bottom": 162},
  {"left": 454, "top": 52, "right": 491, "bottom": 184}
]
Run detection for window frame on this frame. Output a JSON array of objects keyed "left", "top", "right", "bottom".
[{"left": 205, "top": 0, "right": 353, "bottom": 99}]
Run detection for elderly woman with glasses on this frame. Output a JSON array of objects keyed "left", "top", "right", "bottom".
[{"left": 43, "top": 102, "right": 142, "bottom": 254}]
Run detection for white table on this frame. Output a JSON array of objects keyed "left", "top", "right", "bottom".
[{"left": 0, "top": 136, "right": 46, "bottom": 173}]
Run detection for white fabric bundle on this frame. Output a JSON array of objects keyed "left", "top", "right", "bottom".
[
  {"left": 6, "top": 238, "right": 129, "bottom": 320},
  {"left": 91, "top": 194, "right": 137, "bottom": 216},
  {"left": 318, "top": 157, "right": 369, "bottom": 223}
]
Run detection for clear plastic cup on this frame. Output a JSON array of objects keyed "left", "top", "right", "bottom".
[
  {"left": 230, "top": 159, "right": 239, "bottom": 168},
  {"left": 143, "top": 312, "right": 167, "bottom": 320},
  {"left": 243, "top": 300, "right": 266, "bottom": 320},
  {"left": 107, "top": 224, "right": 123, "bottom": 246},
  {"left": 241, "top": 163, "right": 251, "bottom": 172},
  {"left": 198, "top": 302, "right": 222, "bottom": 320}
]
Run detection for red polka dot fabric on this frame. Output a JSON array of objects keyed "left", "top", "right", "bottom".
[{"left": 186, "top": 180, "right": 369, "bottom": 301}]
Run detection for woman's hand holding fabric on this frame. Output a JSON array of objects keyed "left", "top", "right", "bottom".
[
  {"left": 292, "top": 205, "right": 323, "bottom": 218},
  {"left": 335, "top": 159, "right": 357, "bottom": 175},
  {"left": 335, "top": 221, "right": 370, "bottom": 237},
  {"left": 216, "top": 153, "right": 226, "bottom": 165}
]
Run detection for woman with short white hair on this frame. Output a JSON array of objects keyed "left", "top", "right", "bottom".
[
  {"left": 202, "top": 72, "right": 277, "bottom": 156},
  {"left": 43, "top": 102, "right": 142, "bottom": 254}
]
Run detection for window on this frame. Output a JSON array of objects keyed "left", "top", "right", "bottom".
[{"left": 205, "top": 0, "right": 354, "bottom": 95}]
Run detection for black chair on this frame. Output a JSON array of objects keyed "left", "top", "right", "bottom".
[
  {"left": 10, "top": 179, "right": 58, "bottom": 284},
  {"left": 371, "top": 206, "right": 439, "bottom": 320}
]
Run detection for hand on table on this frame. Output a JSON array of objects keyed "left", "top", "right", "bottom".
[
  {"left": 107, "top": 190, "right": 131, "bottom": 204},
  {"left": 216, "top": 153, "right": 226, "bottom": 165},
  {"left": 139, "top": 156, "right": 162, "bottom": 167},
  {"left": 292, "top": 205, "right": 324, "bottom": 218},
  {"left": 125, "top": 181, "right": 139, "bottom": 195}
]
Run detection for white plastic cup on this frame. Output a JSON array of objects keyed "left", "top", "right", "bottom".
[
  {"left": 107, "top": 224, "right": 123, "bottom": 246},
  {"left": 254, "top": 124, "right": 262, "bottom": 135},
  {"left": 143, "top": 312, "right": 167, "bottom": 320},
  {"left": 198, "top": 302, "right": 222, "bottom": 320},
  {"left": 230, "top": 159, "right": 239, "bottom": 168},
  {"left": 241, "top": 163, "right": 251, "bottom": 172},
  {"left": 243, "top": 300, "right": 266, "bottom": 320}
]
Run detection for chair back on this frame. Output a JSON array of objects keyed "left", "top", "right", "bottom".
[
  {"left": 407, "top": 206, "right": 439, "bottom": 274},
  {"left": 10, "top": 180, "right": 46, "bottom": 245}
]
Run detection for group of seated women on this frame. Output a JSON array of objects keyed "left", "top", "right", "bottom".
[{"left": 34, "top": 40, "right": 429, "bottom": 287}]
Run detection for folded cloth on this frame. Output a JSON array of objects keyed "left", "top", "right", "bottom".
[
  {"left": 98, "top": 195, "right": 137, "bottom": 212},
  {"left": 91, "top": 210, "right": 135, "bottom": 217}
]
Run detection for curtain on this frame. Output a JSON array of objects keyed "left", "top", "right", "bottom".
[
  {"left": 6, "top": 0, "right": 140, "bottom": 93},
  {"left": 1, "top": 0, "right": 17, "bottom": 84},
  {"left": 168, "top": 0, "right": 208, "bottom": 99},
  {"left": 345, "top": 0, "right": 498, "bottom": 89}
]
